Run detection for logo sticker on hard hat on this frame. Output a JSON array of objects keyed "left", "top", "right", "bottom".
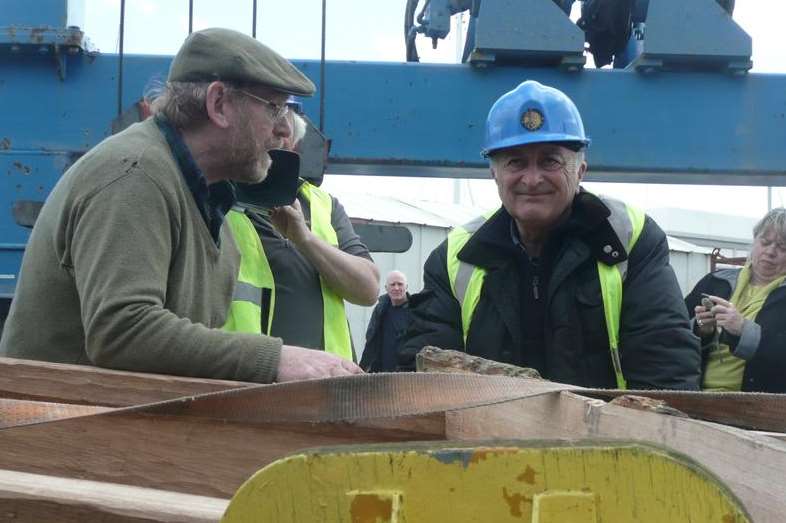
[{"left": 521, "top": 109, "right": 544, "bottom": 131}]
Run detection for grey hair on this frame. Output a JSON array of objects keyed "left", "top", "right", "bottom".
[
  {"left": 148, "top": 81, "right": 212, "bottom": 129},
  {"left": 753, "top": 207, "right": 786, "bottom": 242},
  {"left": 148, "top": 81, "right": 249, "bottom": 129},
  {"left": 290, "top": 112, "right": 307, "bottom": 146}
]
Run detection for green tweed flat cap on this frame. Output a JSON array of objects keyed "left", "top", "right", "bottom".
[{"left": 168, "top": 27, "right": 315, "bottom": 97}]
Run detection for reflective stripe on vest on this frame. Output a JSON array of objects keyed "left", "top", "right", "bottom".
[
  {"left": 223, "top": 209, "right": 275, "bottom": 335},
  {"left": 596, "top": 197, "right": 646, "bottom": 389},
  {"left": 446, "top": 197, "right": 646, "bottom": 390},
  {"left": 293, "top": 181, "right": 354, "bottom": 361},
  {"left": 447, "top": 211, "right": 495, "bottom": 342}
]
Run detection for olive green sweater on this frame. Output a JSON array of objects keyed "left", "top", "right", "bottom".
[{"left": 0, "top": 119, "right": 281, "bottom": 382}]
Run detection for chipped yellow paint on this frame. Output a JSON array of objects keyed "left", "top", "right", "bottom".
[
  {"left": 348, "top": 490, "right": 402, "bottom": 523},
  {"left": 517, "top": 464, "right": 537, "bottom": 485},
  {"left": 221, "top": 441, "right": 751, "bottom": 523}
]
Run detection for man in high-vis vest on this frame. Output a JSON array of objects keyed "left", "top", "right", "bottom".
[
  {"left": 224, "top": 110, "right": 379, "bottom": 361},
  {"left": 402, "top": 81, "right": 700, "bottom": 389}
]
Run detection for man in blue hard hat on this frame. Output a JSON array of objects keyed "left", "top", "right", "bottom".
[{"left": 402, "top": 80, "right": 700, "bottom": 389}]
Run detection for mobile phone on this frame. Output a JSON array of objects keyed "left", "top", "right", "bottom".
[
  {"left": 700, "top": 294, "right": 714, "bottom": 310},
  {"left": 235, "top": 149, "right": 300, "bottom": 211}
]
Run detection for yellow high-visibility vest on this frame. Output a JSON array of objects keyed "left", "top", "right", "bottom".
[
  {"left": 222, "top": 209, "right": 274, "bottom": 336},
  {"left": 446, "top": 196, "right": 645, "bottom": 389},
  {"left": 223, "top": 181, "right": 353, "bottom": 361}
]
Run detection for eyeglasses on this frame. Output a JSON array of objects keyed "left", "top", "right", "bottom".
[{"left": 236, "top": 90, "right": 290, "bottom": 121}]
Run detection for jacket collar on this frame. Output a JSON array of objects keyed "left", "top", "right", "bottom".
[
  {"left": 378, "top": 292, "right": 410, "bottom": 307},
  {"left": 459, "top": 188, "right": 627, "bottom": 268},
  {"left": 712, "top": 266, "right": 786, "bottom": 291},
  {"left": 712, "top": 268, "right": 741, "bottom": 289}
]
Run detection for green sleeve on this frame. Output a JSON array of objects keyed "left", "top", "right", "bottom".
[{"left": 69, "top": 171, "right": 281, "bottom": 383}]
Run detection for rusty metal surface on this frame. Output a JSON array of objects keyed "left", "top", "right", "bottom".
[
  {"left": 1, "top": 26, "right": 85, "bottom": 49},
  {"left": 0, "top": 398, "right": 111, "bottom": 429}
]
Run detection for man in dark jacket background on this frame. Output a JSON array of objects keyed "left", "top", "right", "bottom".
[
  {"left": 361, "top": 270, "right": 411, "bottom": 372},
  {"left": 401, "top": 81, "right": 700, "bottom": 390}
]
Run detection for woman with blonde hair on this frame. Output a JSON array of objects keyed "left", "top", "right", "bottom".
[{"left": 685, "top": 208, "right": 786, "bottom": 392}]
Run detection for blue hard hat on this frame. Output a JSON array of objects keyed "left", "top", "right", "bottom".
[
  {"left": 481, "top": 80, "right": 590, "bottom": 157},
  {"left": 286, "top": 98, "right": 304, "bottom": 115}
]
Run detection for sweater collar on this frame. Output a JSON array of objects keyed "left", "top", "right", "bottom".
[{"left": 154, "top": 115, "right": 236, "bottom": 245}]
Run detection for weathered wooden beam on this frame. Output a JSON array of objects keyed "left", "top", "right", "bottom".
[
  {"left": 0, "top": 468, "right": 228, "bottom": 522},
  {"left": 0, "top": 398, "right": 111, "bottom": 429},
  {"left": 0, "top": 357, "right": 251, "bottom": 407},
  {"left": 581, "top": 388, "right": 786, "bottom": 432},
  {"left": 416, "top": 346, "right": 542, "bottom": 378},
  {"left": 415, "top": 347, "right": 786, "bottom": 432},
  {"left": 0, "top": 411, "right": 446, "bottom": 499},
  {"left": 0, "top": 374, "right": 569, "bottom": 497},
  {"left": 2, "top": 372, "right": 786, "bottom": 521}
]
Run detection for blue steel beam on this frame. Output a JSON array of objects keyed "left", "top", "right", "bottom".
[
  {"left": 292, "top": 60, "right": 786, "bottom": 185},
  {"left": 9, "top": 55, "right": 786, "bottom": 176},
  {"left": 3, "top": 51, "right": 786, "bottom": 292},
  {"left": 5, "top": 54, "right": 786, "bottom": 184}
]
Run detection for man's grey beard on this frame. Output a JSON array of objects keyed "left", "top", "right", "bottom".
[{"left": 226, "top": 125, "right": 272, "bottom": 184}]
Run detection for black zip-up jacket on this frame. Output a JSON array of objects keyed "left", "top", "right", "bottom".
[
  {"left": 360, "top": 293, "right": 411, "bottom": 372},
  {"left": 402, "top": 191, "right": 700, "bottom": 390},
  {"left": 685, "top": 268, "right": 786, "bottom": 392}
]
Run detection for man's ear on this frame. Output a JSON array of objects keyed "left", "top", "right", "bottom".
[
  {"left": 576, "top": 160, "right": 587, "bottom": 183},
  {"left": 205, "top": 81, "right": 231, "bottom": 129},
  {"left": 489, "top": 163, "right": 498, "bottom": 182}
]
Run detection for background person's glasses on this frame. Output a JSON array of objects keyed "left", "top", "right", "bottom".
[{"left": 236, "top": 90, "right": 289, "bottom": 121}]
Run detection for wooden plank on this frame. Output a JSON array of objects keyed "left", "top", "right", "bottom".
[
  {"left": 2, "top": 372, "right": 785, "bottom": 520},
  {"left": 415, "top": 347, "right": 786, "bottom": 432},
  {"left": 0, "top": 468, "right": 227, "bottom": 522},
  {"left": 444, "top": 390, "right": 786, "bottom": 523},
  {"left": 416, "top": 346, "right": 542, "bottom": 378},
  {"left": 0, "top": 411, "right": 446, "bottom": 499},
  {"left": 0, "top": 357, "right": 251, "bottom": 407},
  {"left": 579, "top": 388, "right": 786, "bottom": 432},
  {"left": 0, "top": 373, "right": 567, "bottom": 498},
  {"left": 0, "top": 398, "right": 111, "bottom": 429},
  {"left": 749, "top": 430, "right": 786, "bottom": 442}
]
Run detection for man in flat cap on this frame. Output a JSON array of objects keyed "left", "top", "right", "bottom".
[{"left": 0, "top": 28, "right": 362, "bottom": 382}]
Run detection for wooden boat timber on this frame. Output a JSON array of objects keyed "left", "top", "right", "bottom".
[{"left": 1, "top": 356, "right": 785, "bottom": 522}]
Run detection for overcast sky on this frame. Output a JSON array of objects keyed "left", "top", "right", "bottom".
[{"left": 80, "top": 0, "right": 786, "bottom": 219}]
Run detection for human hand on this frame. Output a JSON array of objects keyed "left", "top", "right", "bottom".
[
  {"left": 693, "top": 296, "right": 717, "bottom": 337},
  {"left": 269, "top": 199, "right": 311, "bottom": 245},
  {"left": 276, "top": 344, "right": 364, "bottom": 382},
  {"left": 704, "top": 294, "right": 745, "bottom": 337}
]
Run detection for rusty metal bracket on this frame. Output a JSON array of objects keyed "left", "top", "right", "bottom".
[
  {"left": 0, "top": 26, "right": 88, "bottom": 80},
  {"left": 710, "top": 247, "right": 747, "bottom": 272}
]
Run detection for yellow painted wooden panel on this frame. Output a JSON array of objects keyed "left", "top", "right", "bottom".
[
  {"left": 532, "top": 491, "right": 597, "bottom": 523},
  {"left": 222, "top": 441, "right": 750, "bottom": 523}
]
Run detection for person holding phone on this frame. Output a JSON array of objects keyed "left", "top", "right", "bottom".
[
  {"left": 225, "top": 110, "right": 379, "bottom": 362},
  {"left": 685, "top": 208, "right": 786, "bottom": 392}
]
